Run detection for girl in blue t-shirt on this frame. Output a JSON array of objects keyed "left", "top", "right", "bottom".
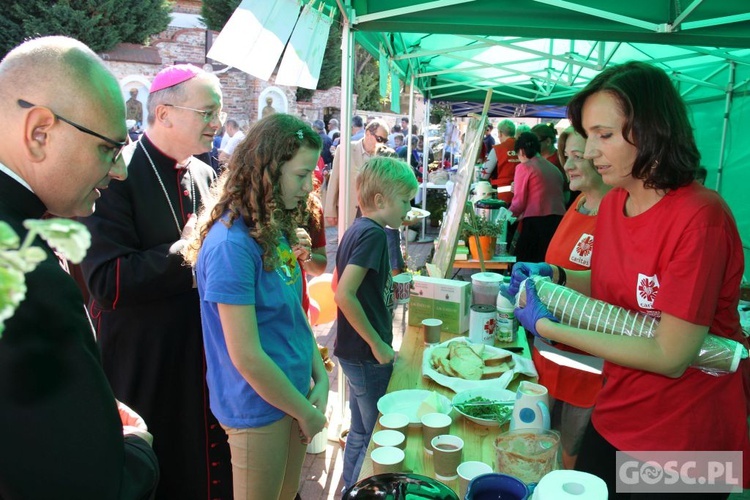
[{"left": 183, "top": 114, "right": 326, "bottom": 500}]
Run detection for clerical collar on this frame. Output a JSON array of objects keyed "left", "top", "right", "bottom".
[
  {"left": 0, "top": 161, "right": 33, "bottom": 192},
  {"left": 140, "top": 133, "right": 193, "bottom": 171}
]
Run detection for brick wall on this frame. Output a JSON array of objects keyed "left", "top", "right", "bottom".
[{"left": 174, "top": 0, "right": 202, "bottom": 15}]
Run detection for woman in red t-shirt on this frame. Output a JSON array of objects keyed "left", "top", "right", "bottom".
[{"left": 513, "top": 62, "right": 749, "bottom": 496}]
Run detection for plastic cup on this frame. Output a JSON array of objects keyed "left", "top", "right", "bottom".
[
  {"left": 372, "top": 429, "right": 406, "bottom": 450},
  {"left": 420, "top": 412, "right": 451, "bottom": 455},
  {"left": 471, "top": 272, "right": 503, "bottom": 306},
  {"left": 379, "top": 413, "right": 410, "bottom": 447},
  {"left": 458, "top": 461, "right": 493, "bottom": 498},
  {"left": 422, "top": 318, "right": 443, "bottom": 345},
  {"left": 431, "top": 434, "right": 463, "bottom": 481},
  {"left": 494, "top": 429, "right": 560, "bottom": 485},
  {"left": 370, "top": 446, "right": 405, "bottom": 475},
  {"left": 393, "top": 273, "right": 412, "bottom": 304}
]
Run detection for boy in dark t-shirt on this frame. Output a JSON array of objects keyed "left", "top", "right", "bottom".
[{"left": 333, "top": 157, "right": 418, "bottom": 489}]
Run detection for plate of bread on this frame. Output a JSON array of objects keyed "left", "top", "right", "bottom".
[{"left": 422, "top": 337, "right": 538, "bottom": 393}]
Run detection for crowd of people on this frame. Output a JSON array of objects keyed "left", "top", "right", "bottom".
[{"left": 1, "top": 33, "right": 747, "bottom": 500}]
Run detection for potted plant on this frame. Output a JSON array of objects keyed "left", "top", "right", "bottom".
[{"left": 461, "top": 212, "right": 504, "bottom": 261}]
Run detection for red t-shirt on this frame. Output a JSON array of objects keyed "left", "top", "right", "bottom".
[
  {"left": 545, "top": 194, "right": 596, "bottom": 270},
  {"left": 591, "top": 184, "right": 749, "bottom": 484},
  {"left": 533, "top": 194, "right": 604, "bottom": 407},
  {"left": 490, "top": 138, "right": 520, "bottom": 204}
]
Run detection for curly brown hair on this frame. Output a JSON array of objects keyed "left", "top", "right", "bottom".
[{"left": 183, "top": 113, "right": 322, "bottom": 270}]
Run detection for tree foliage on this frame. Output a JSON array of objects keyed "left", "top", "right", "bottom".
[
  {"left": 354, "top": 46, "right": 381, "bottom": 111},
  {"left": 0, "top": 0, "right": 172, "bottom": 56},
  {"left": 201, "top": 0, "right": 241, "bottom": 32},
  {"left": 317, "top": 22, "right": 342, "bottom": 90}
]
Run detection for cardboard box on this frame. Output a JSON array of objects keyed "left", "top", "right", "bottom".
[{"left": 408, "top": 276, "right": 471, "bottom": 334}]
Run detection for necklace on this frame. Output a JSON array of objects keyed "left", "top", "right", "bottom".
[
  {"left": 139, "top": 140, "right": 195, "bottom": 237},
  {"left": 576, "top": 196, "right": 598, "bottom": 216}
]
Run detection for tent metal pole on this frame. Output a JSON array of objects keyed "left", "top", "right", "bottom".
[
  {"left": 338, "top": 13, "right": 355, "bottom": 235},
  {"left": 403, "top": 72, "right": 416, "bottom": 260},
  {"left": 421, "top": 98, "right": 431, "bottom": 240},
  {"left": 716, "top": 61, "right": 735, "bottom": 193},
  {"left": 337, "top": 4, "right": 355, "bottom": 427},
  {"left": 407, "top": 72, "right": 415, "bottom": 168}
]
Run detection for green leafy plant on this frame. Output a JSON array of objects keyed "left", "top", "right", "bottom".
[
  {"left": 461, "top": 212, "right": 505, "bottom": 239},
  {"left": 0, "top": 219, "right": 91, "bottom": 337}
]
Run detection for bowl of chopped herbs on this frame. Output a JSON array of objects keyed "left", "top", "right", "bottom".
[{"left": 452, "top": 388, "right": 515, "bottom": 426}]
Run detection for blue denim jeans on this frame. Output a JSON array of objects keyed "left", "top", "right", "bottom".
[{"left": 338, "top": 358, "right": 394, "bottom": 488}]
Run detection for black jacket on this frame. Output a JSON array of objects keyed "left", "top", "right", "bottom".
[{"left": 0, "top": 170, "right": 158, "bottom": 499}]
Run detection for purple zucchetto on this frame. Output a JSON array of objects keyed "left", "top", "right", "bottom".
[{"left": 149, "top": 64, "right": 203, "bottom": 93}]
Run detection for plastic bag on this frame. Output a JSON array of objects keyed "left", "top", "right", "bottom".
[{"left": 520, "top": 277, "right": 747, "bottom": 376}]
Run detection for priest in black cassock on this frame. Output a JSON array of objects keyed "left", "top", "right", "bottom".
[{"left": 80, "top": 64, "right": 233, "bottom": 499}]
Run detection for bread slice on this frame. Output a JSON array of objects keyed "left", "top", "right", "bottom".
[
  {"left": 450, "top": 357, "right": 483, "bottom": 380},
  {"left": 448, "top": 343, "right": 484, "bottom": 380},
  {"left": 482, "top": 351, "right": 514, "bottom": 367},
  {"left": 467, "top": 343, "right": 486, "bottom": 357},
  {"left": 430, "top": 347, "right": 450, "bottom": 370},
  {"left": 439, "top": 357, "right": 459, "bottom": 377},
  {"left": 449, "top": 342, "right": 483, "bottom": 362},
  {"left": 480, "top": 361, "right": 515, "bottom": 379}
]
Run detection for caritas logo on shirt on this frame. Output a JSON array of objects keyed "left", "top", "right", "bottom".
[
  {"left": 636, "top": 273, "right": 660, "bottom": 310},
  {"left": 569, "top": 233, "right": 594, "bottom": 267}
]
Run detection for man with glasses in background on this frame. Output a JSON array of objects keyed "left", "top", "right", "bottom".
[
  {"left": 324, "top": 119, "right": 408, "bottom": 273},
  {"left": 0, "top": 35, "right": 158, "bottom": 499},
  {"left": 325, "top": 118, "right": 391, "bottom": 229},
  {"left": 79, "top": 64, "right": 233, "bottom": 499}
]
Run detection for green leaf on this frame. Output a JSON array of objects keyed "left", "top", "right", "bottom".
[
  {"left": 23, "top": 219, "right": 91, "bottom": 264},
  {"left": 0, "top": 221, "right": 20, "bottom": 250},
  {"left": 0, "top": 249, "right": 45, "bottom": 274},
  {"left": 0, "top": 266, "right": 27, "bottom": 338}
]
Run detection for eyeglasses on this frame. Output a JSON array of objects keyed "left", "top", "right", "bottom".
[
  {"left": 374, "top": 134, "right": 388, "bottom": 144},
  {"left": 18, "top": 99, "right": 126, "bottom": 164},
  {"left": 164, "top": 104, "right": 227, "bottom": 125}
]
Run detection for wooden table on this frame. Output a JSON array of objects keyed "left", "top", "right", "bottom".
[
  {"left": 451, "top": 255, "right": 516, "bottom": 274},
  {"left": 356, "top": 323, "right": 533, "bottom": 493}
]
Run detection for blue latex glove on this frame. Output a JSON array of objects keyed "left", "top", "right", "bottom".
[
  {"left": 507, "top": 262, "right": 553, "bottom": 296},
  {"left": 515, "top": 280, "right": 558, "bottom": 340}
]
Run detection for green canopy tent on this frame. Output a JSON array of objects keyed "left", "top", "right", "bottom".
[{"left": 318, "top": 0, "right": 750, "bottom": 280}]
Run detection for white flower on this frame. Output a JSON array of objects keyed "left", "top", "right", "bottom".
[{"left": 23, "top": 219, "right": 91, "bottom": 264}]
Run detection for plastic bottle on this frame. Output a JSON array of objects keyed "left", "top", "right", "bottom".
[{"left": 496, "top": 290, "right": 517, "bottom": 343}]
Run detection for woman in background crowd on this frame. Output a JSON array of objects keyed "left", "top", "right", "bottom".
[
  {"left": 508, "top": 132, "right": 566, "bottom": 262},
  {"left": 532, "top": 127, "right": 610, "bottom": 470}
]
